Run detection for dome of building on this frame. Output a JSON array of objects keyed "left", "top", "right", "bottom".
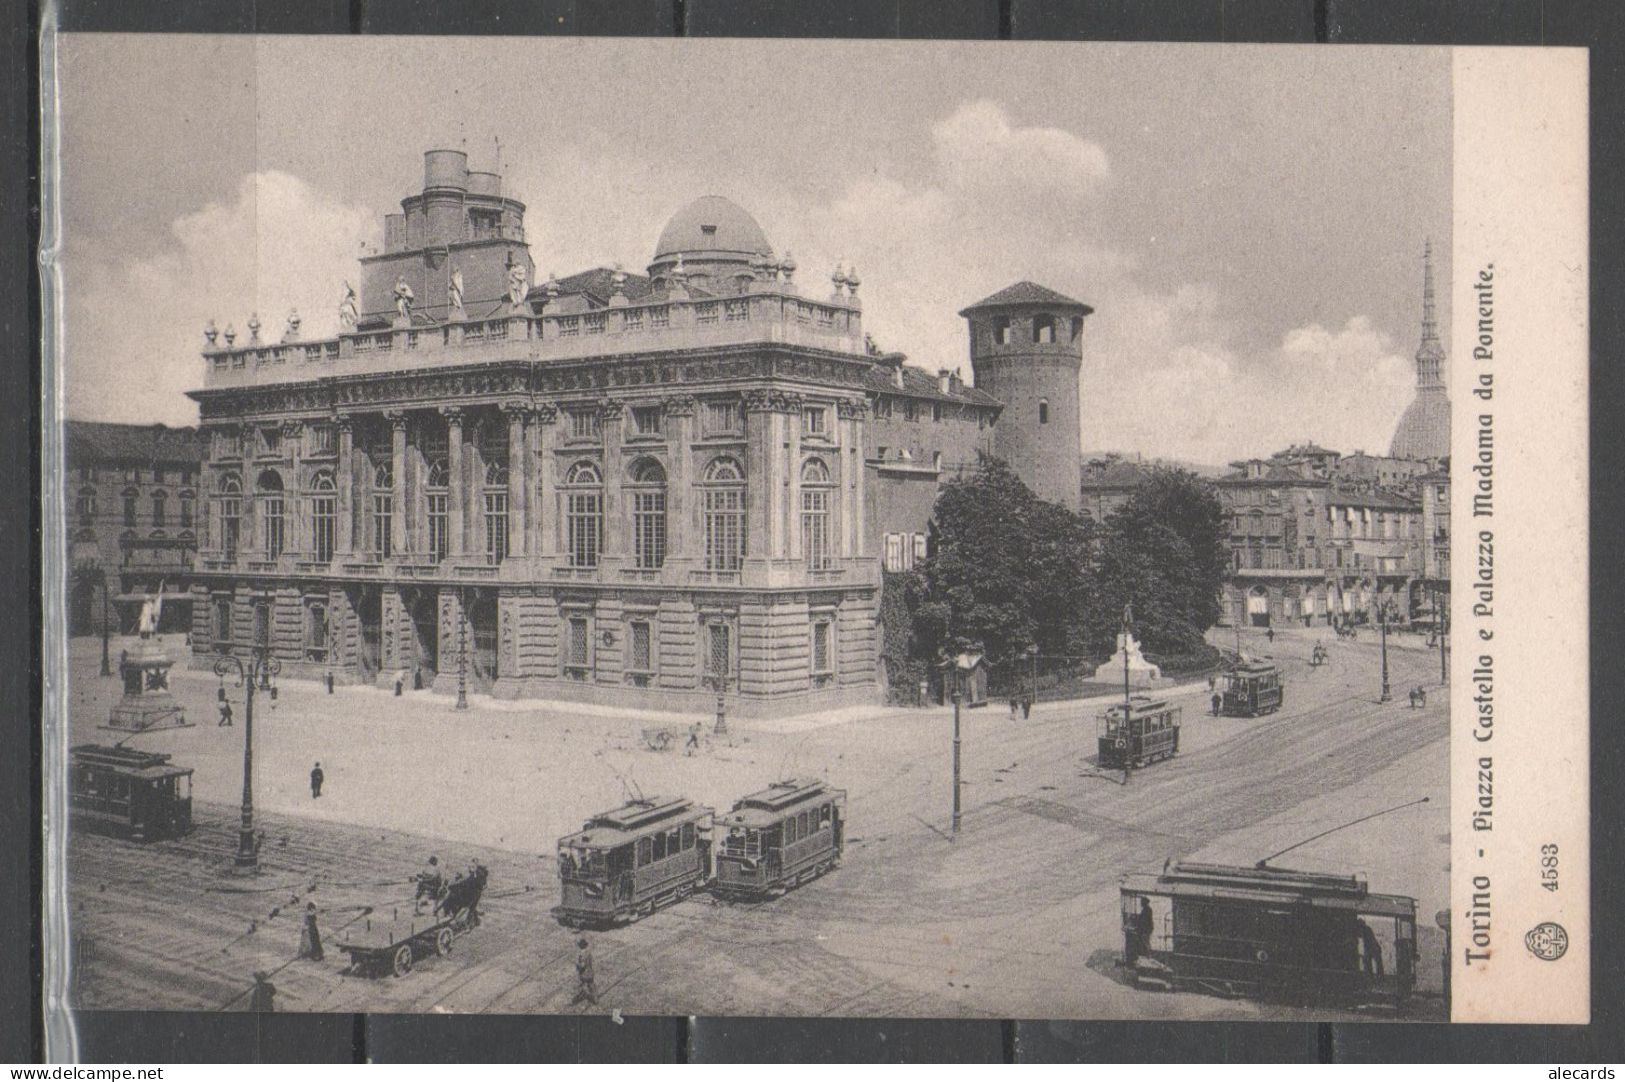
[
  {"left": 653, "top": 196, "right": 772, "bottom": 263},
  {"left": 1389, "top": 386, "right": 1451, "bottom": 460}
]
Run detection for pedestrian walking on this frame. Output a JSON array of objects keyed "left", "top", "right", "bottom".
[
  {"left": 1207, "top": 673, "right": 1217, "bottom": 694},
  {"left": 249, "top": 970, "right": 277, "bottom": 1012},
  {"left": 1021, "top": 694, "right": 1033, "bottom": 720},
  {"left": 1211, "top": 692, "right": 1222, "bottom": 716},
  {"left": 310, "top": 761, "right": 324, "bottom": 799},
  {"left": 571, "top": 937, "right": 599, "bottom": 1006},
  {"left": 218, "top": 699, "right": 234, "bottom": 727},
  {"left": 299, "top": 902, "right": 324, "bottom": 961},
  {"left": 325, "top": 670, "right": 335, "bottom": 694},
  {"left": 685, "top": 722, "right": 701, "bottom": 756},
  {"left": 1266, "top": 627, "right": 1275, "bottom": 644},
  {"left": 1009, "top": 697, "right": 1020, "bottom": 718}
]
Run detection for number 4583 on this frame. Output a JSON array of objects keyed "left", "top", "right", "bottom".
[{"left": 1541, "top": 843, "right": 1560, "bottom": 892}]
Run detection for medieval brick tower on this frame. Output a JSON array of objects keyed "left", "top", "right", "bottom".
[{"left": 961, "top": 281, "right": 1092, "bottom": 510}]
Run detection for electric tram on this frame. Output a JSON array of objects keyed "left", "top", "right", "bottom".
[
  {"left": 554, "top": 796, "right": 714, "bottom": 927},
  {"left": 1097, "top": 695, "right": 1182, "bottom": 769},
  {"left": 1119, "top": 860, "right": 1418, "bottom": 1007},
  {"left": 713, "top": 779, "right": 846, "bottom": 899},
  {"left": 69, "top": 743, "right": 195, "bottom": 841},
  {"left": 1217, "top": 661, "right": 1285, "bottom": 717}
]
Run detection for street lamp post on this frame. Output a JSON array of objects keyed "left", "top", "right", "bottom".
[
  {"left": 99, "top": 571, "right": 112, "bottom": 677},
  {"left": 1378, "top": 599, "right": 1393, "bottom": 703},
  {"left": 1437, "top": 583, "right": 1448, "bottom": 687},
  {"left": 213, "top": 647, "right": 281, "bottom": 873},
  {"left": 712, "top": 673, "right": 730, "bottom": 738},
  {"left": 455, "top": 590, "right": 469, "bottom": 711},
  {"left": 950, "top": 685, "right": 962, "bottom": 835}
]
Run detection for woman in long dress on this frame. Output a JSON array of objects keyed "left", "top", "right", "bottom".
[{"left": 298, "top": 902, "right": 324, "bottom": 961}]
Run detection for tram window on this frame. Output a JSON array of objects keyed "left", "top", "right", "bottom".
[
  {"left": 681, "top": 823, "right": 694, "bottom": 850},
  {"left": 821, "top": 804, "right": 831, "bottom": 825},
  {"left": 638, "top": 836, "right": 653, "bottom": 865},
  {"left": 654, "top": 832, "right": 668, "bottom": 861},
  {"left": 668, "top": 828, "right": 681, "bottom": 856},
  {"left": 799, "top": 811, "right": 809, "bottom": 835}
]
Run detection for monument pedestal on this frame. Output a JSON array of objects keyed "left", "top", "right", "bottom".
[
  {"left": 1092, "top": 631, "right": 1170, "bottom": 688},
  {"left": 107, "top": 636, "right": 189, "bottom": 732}
]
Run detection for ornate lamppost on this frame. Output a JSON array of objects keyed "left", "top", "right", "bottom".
[
  {"left": 99, "top": 570, "right": 112, "bottom": 677},
  {"left": 455, "top": 588, "right": 469, "bottom": 711},
  {"left": 1377, "top": 598, "right": 1394, "bottom": 703},
  {"left": 710, "top": 672, "right": 730, "bottom": 738},
  {"left": 214, "top": 646, "right": 280, "bottom": 872}
]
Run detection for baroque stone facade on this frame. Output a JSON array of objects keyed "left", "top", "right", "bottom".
[{"left": 185, "top": 153, "right": 1015, "bottom": 714}]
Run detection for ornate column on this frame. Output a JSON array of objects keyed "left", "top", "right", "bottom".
[
  {"left": 522, "top": 407, "right": 541, "bottom": 557},
  {"left": 503, "top": 401, "right": 529, "bottom": 560},
  {"left": 535, "top": 404, "right": 557, "bottom": 557},
  {"left": 599, "top": 398, "right": 625, "bottom": 557},
  {"left": 663, "top": 396, "right": 696, "bottom": 561},
  {"left": 282, "top": 420, "right": 304, "bottom": 557},
  {"left": 387, "top": 410, "right": 408, "bottom": 558},
  {"left": 441, "top": 407, "right": 465, "bottom": 559},
  {"left": 838, "top": 399, "right": 867, "bottom": 557},
  {"left": 743, "top": 391, "right": 776, "bottom": 563},
  {"left": 786, "top": 401, "right": 804, "bottom": 562},
  {"left": 335, "top": 415, "right": 354, "bottom": 556}
]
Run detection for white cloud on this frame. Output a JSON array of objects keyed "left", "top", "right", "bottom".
[
  {"left": 932, "top": 99, "right": 1110, "bottom": 199},
  {"left": 64, "top": 171, "right": 376, "bottom": 425}
]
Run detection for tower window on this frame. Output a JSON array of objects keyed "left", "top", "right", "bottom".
[
  {"left": 1070, "top": 316, "right": 1085, "bottom": 342},
  {"left": 1033, "top": 314, "right": 1056, "bottom": 344},
  {"left": 1038, "top": 399, "right": 1050, "bottom": 425},
  {"left": 992, "top": 316, "right": 1012, "bottom": 346}
]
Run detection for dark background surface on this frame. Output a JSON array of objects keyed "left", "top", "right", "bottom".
[{"left": 9, "top": 0, "right": 1624, "bottom": 1063}]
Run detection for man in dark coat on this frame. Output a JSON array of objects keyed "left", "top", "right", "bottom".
[
  {"left": 310, "top": 762, "right": 324, "bottom": 798},
  {"left": 571, "top": 937, "right": 598, "bottom": 1006},
  {"left": 218, "top": 699, "right": 234, "bottom": 727},
  {"left": 1126, "top": 897, "right": 1155, "bottom": 964}
]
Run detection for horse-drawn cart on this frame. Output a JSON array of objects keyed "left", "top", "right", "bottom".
[
  {"left": 642, "top": 725, "right": 681, "bottom": 752},
  {"left": 336, "top": 867, "right": 487, "bottom": 977}
]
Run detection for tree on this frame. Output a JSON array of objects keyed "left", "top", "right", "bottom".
[
  {"left": 1095, "top": 468, "right": 1229, "bottom": 655},
  {"left": 903, "top": 457, "right": 1096, "bottom": 669}
]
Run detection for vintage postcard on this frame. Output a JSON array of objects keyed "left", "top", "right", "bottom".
[{"left": 40, "top": 36, "right": 1587, "bottom": 1028}]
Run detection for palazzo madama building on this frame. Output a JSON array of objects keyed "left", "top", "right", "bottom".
[{"left": 184, "top": 150, "right": 1081, "bottom": 714}]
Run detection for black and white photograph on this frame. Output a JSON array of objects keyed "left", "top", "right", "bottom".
[{"left": 43, "top": 34, "right": 1585, "bottom": 1028}]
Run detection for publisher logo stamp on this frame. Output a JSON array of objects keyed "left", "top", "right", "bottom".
[{"left": 1525, "top": 922, "right": 1569, "bottom": 961}]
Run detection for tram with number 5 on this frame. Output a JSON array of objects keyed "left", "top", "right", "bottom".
[
  {"left": 1097, "top": 696, "right": 1182, "bottom": 770},
  {"left": 554, "top": 796, "right": 714, "bottom": 927},
  {"left": 713, "top": 779, "right": 846, "bottom": 899}
]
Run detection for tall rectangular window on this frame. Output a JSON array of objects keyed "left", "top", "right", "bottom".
[
  {"left": 485, "top": 492, "right": 509, "bottom": 565},
  {"left": 707, "top": 623, "right": 731, "bottom": 682},
  {"left": 123, "top": 494, "right": 137, "bottom": 527},
  {"left": 567, "top": 491, "right": 601, "bottom": 568},
  {"left": 252, "top": 602, "right": 270, "bottom": 648},
  {"left": 264, "top": 494, "right": 284, "bottom": 559},
  {"left": 306, "top": 601, "right": 328, "bottom": 661},
  {"left": 311, "top": 492, "right": 335, "bottom": 563},
  {"left": 811, "top": 619, "right": 833, "bottom": 676},
  {"left": 221, "top": 495, "right": 240, "bottom": 558},
  {"left": 310, "top": 425, "right": 337, "bottom": 454},
  {"left": 152, "top": 494, "right": 167, "bottom": 526},
  {"left": 803, "top": 406, "right": 827, "bottom": 436},
  {"left": 213, "top": 596, "right": 232, "bottom": 646},
  {"left": 372, "top": 493, "right": 393, "bottom": 559},
  {"left": 179, "top": 498, "right": 193, "bottom": 528},
  {"left": 629, "top": 620, "right": 652, "bottom": 674},
  {"left": 426, "top": 493, "right": 447, "bottom": 562},
  {"left": 566, "top": 615, "right": 590, "bottom": 678},
  {"left": 801, "top": 489, "right": 830, "bottom": 570},
  {"left": 633, "top": 489, "right": 666, "bottom": 569},
  {"left": 704, "top": 489, "right": 745, "bottom": 571}
]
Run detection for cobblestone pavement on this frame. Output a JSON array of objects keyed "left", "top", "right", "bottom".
[{"left": 64, "top": 627, "right": 1449, "bottom": 1020}]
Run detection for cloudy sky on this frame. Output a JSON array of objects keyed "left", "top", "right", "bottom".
[{"left": 57, "top": 37, "right": 1450, "bottom": 465}]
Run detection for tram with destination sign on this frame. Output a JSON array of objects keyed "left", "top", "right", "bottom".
[
  {"left": 714, "top": 779, "right": 846, "bottom": 899},
  {"left": 1097, "top": 696, "right": 1182, "bottom": 770},
  {"left": 1217, "top": 661, "right": 1285, "bottom": 717},
  {"left": 1119, "top": 861, "right": 1418, "bottom": 1007},
  {"left": 69, "top": 744, "right": 194, "bottom": 841},
  {"left": 554, "top": 796, "right": 714, "bottom": 927}
]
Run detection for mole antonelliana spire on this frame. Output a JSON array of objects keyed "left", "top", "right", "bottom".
[{"left": 1388, "top": 239, "right": 1451, "bottom": 460}]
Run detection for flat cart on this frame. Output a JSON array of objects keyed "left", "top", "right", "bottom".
[{"left": 336, "top": 870, "right": 487, "bottom": 977}]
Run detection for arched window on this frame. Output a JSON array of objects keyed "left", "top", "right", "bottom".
[
  {"left": 218, "top": 475, "right": 242, "bottom": 558},
  {"left": 629, "top": 458, "right": 667, "bottom": 570},
  {"left": 702, "top": 457, "right": 746, "bottom": 572},
  {"left": 371, "top": 460, "right": 393, "bottom": 558},
  {"left": 1033, "top": 314, "right": 1056, "bottom": 344},
  {"left": 425, "top": 455, "right": 449, "bottom": 562},
  {"left": 151, "top": 488, "right": 168, "bottom": 527},
  {"left": 564, "top": 462, "right": 602, "bottom": 569},
  {"left": 309, "top": 470, "right": 336, "bottom": 563},
  {"left": 257, "top": 470, "right": 285, "bottom": 559},
  {"left": 1038, "top": 398, "right": 1050, "bottom": 425},
  {"left": 800, "top": 458, "right": 833, "bottom": 571}
]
